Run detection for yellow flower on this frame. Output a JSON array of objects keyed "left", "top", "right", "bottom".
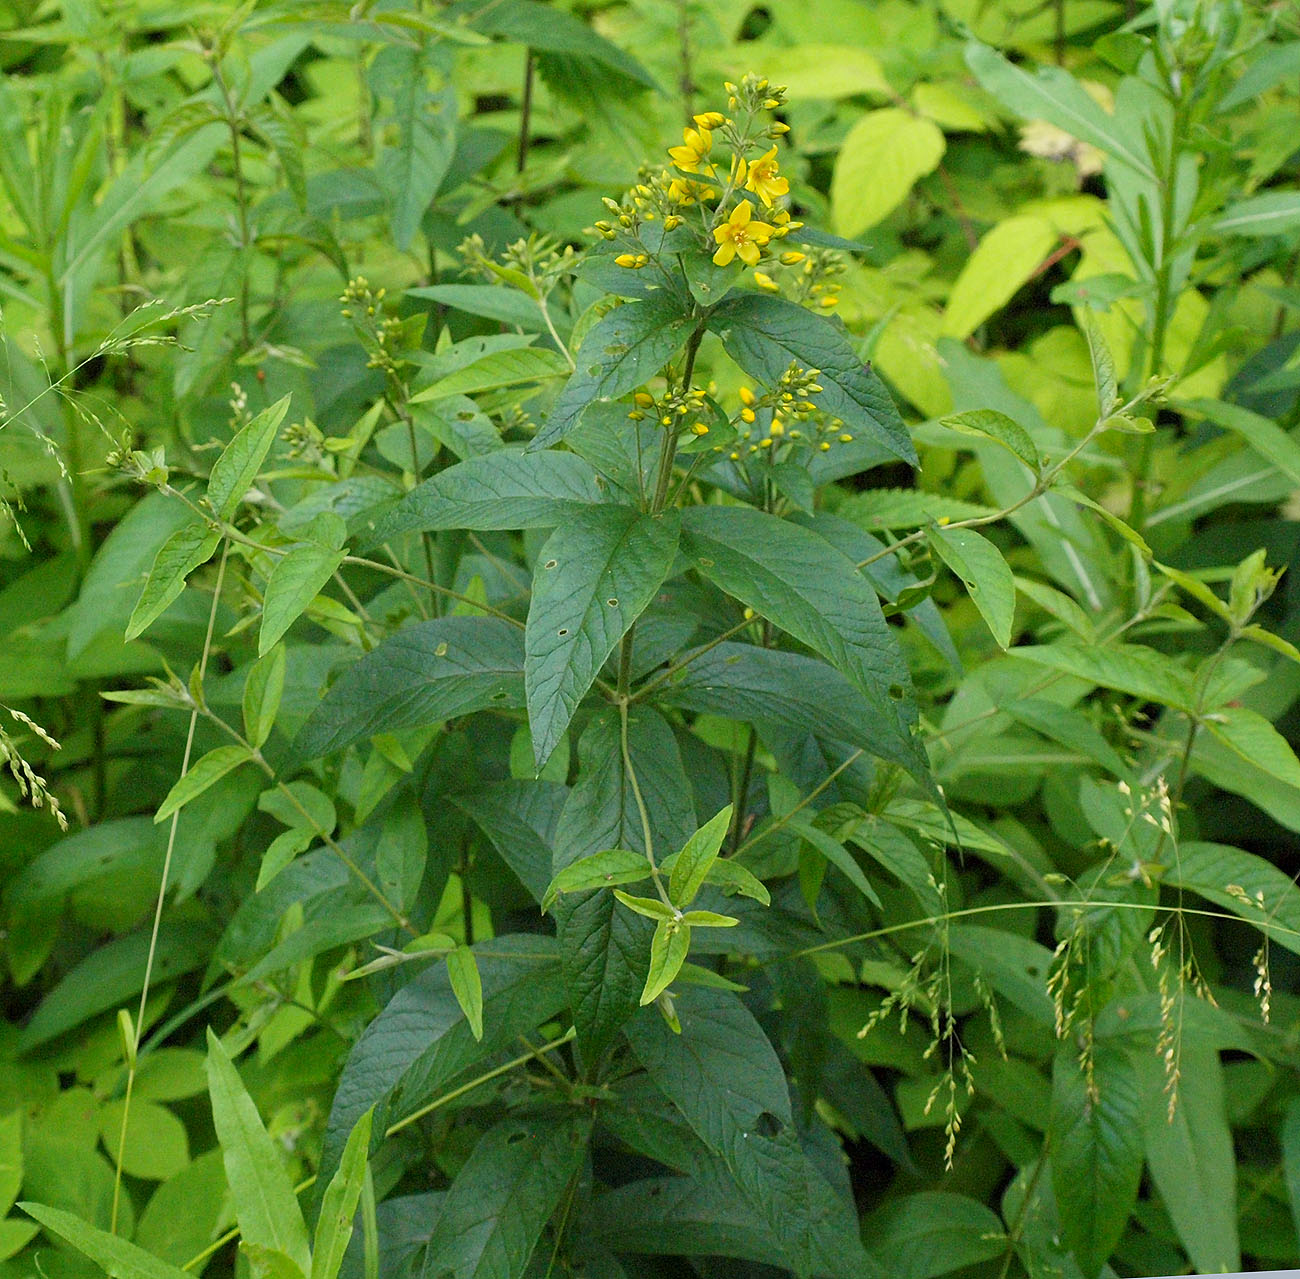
[
  {"left": 667, "top": 176, "right": 713, "bottom": 207},
  {"left": 738, "top": 386, "right": 756, "bottom": 406},
  {"left": 690, "top": 422, "right": 710, "bottom": 436},
  {"left": 712, "top": 201, "right": 774, "bottom": 267},
  {"left": 694, "top": 112, "right": 726, "bottom": 130},
  {"left": 752, "top": 270, "right": 780, "bottom": 292},
  {"left": 668, "top": 126, "right": 712, "bottom": 172},
  {"left": 745, "top": 147, "right": 789, "bottom": 207}
]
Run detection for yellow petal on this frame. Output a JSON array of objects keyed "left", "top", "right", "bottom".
[
  {"left": 737, "top": 241, "right": 760, "bottom": 266},
  {"left": 732, "top": 200, "right": 753, "bottom": 227},
  {"left": 713, "top": 242, "right": 736, "bottom": 266}
]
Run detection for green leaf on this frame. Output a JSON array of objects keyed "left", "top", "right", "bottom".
[
  {"left": 668, "top": 806, "right": 733, "bottom": 908},
  {"left": 205, "top": 1030, "right": 311, "bottom": 1277},
  {"left": 678, "top": 910, "right": 738, "bottom": 928},
  {"left": 942, "top": 216, "right": 1058, "bottom": 339},
  {"left": 1009, "top": 641, "right": 1196, "bottom": 711},
  {"left": 467, "top": 0, "right": 657, "bottom": 88},
  {"left": 316, "top": 936, "right": 565, "bottom": 1196},
  {"left": 405, "top": 284, "right": 547, "bottom": 330},
  {"left": 421, "top": 1111, "right": 592, "bottom": 1279},
  {"left": 840, "top": 489, "right": 999, "bottom": 530},
  {"left": 1203, "top": 704, "right": 1300, "bottom": 790},
  {"left": 0, "top": 1111, "right": 19, "bottom": 1216},
  {"left": 785, "top": 811, "right": 881, "bottom": 908},
  {"left": 259, "top": 544, "right": 346, "bottom": 655},
  {"left": 310, "top": 1111, "right": 371, "bottom": 1279},
  {"left": 366, "top": 451, "right": 605, "bottom": 541},
  {"left": 97, "top": 1099, "right": 189, "bottom": 1181},
  {"left": 293, "top": 617, "right": 524, "bottom": 760},
  {"left": 946, "top": 926, "right": 1055, "bottom": 1024},
  {"left": 1138, "top": 1036, "right": 1240, "bottom": 1274},
  {"left": 1004, "top": 698, "right": 1131, "bottom": 777},
  {"left": 135, "top": 1151, "right": 227, "bottom": 1269},
  {"left": 19, "top": 1202, "right": 193, "bottom": 1279},
  {"left": 125, "top": 523, "right": 220, "bottom": 641},
  {"left": 243, "top": 645, "right": 287, "bottom": 750},
  {"left": 1214, "top": 191, "right": 1300, "bottom": 237},
  {"left": 624, "top": 988, "right": 873, "bottom": 1278},
  {"left": 680, "top": 506, "right": 929, "bottom": 786},
  {"left": 641, "top": 919, "right": 691, "bottom": 1005},
  {"left": 1283, "top": 1098, "right": 1300, "bottom": 1248},
  {"left": 369, "top": 49, "right": 455, "bottom": 250},
  {"left": 928, "top": 525, "right": 1016, "bottom": 647},
  {"left": 207, "top": 396, "right": 293, "bottom": 521},
  {"left": 862, "top": 1192, "right": 1004, "bottom": 1279},
  {"left": 1050, "top": 1044, "right": 1142, "bottom": 1279},
  {"left": 708, "top": 293, "right": 915, "bottom": 466},
  {"left": 965, "top": 41, "right": 1154, "bottom": 180},
  {"left": 657, "top": 642, "right": 901, "bottom": 760},
  {"left": 542, "top": 848, "right": 652, "bottom": 912},
  {"left": 155, "top": 745, "right": 254, "bottom": 823},
  {"left": 552, "top": 707, "right": 696, "bottom": 1066},
  {"left": 525, "top": 505, "right": 680, "bottom": 767},
  {"left": 531, "top": 297, "right": 693, "bottom": 450},
  {"left": 1186, "top": 396, "right": 1300, "bottom": 487},
  {"left": 939, "top": 409, "right": 1040, "bottom": 471},
  {"left": 445, "top": 946, "right": 484, "bottom": 1041},
  {"left": 829, "top": 108, "right": 945, "bottom": 238},
  {"left": 1165, "top": 841, "right": 1300, "bottom": 958},
  {"left": 17, "top": 923, "right": 214, "bottom": 1052},
  {"left": 613, "top": 890, "right": 677, "bottom": 921},
  {"left": 411, "top": 345, "right": 569, "bottom": 401}
]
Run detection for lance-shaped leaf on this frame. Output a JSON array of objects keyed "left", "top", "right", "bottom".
[
  {"left": 205, "top": 1031, "right": 311, "bottom": 1277},
  {"left": 366, "top": 450, "right": 606, "bottom": 543},
  {"left": 680, "top": 506, "right": 929, "bottom": 785},
  {"left": 708, "top": 293, "right": 915, "bottom": 465},
  {"left": 155, "top": 745, "right": 254, "bottom": 823},
  {"left": 126, "top": 523, "right": 220, "bottom": 641},
  {"left": 525, "top": 505, "right": 680, "bottom": 768},
  {"left": 19, "top": 1203, "right": 193, "bottom": 1279},
  {"left": 207, "top": 395, "right": 292, "bottom": 520},
  {"left": 641, "top": 919, "right": 691, "bottom": 1005},
  {"left": 530, "top": 297, "right": 693, "bottom": 450},
  {"left": 542, "top": 848, "right": 653, "bottom": 912},
  {"left": 259, "top": 542, "right": 346, "bottom": 656},
  {"left": 668, "top": 806, "right": 733, "bottom": 908},
  {"left": 293, "top": 617, "right": 524, "bottom": 760},
  {"left": 445, "top": 946, "right": 483, "bottom": 1042},
  {"left": 310, "top": 1110, "right": 372, "bottom": 1279},
  {"left": 928, "top": 524, "right": 1016, "bottom": 648}
]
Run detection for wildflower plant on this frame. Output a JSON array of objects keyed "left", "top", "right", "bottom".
[{"left": 5, "top": 3, "right": 1300, "bottom": 1278}]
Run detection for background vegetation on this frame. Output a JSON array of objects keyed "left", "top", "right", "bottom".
[{"left": 1, "top": 0, "right": 1300, "bottom": 1276}]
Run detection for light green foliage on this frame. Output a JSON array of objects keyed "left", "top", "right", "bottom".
[{"left": 1, "top": 3, "right": 1299, "bottom": 1278}]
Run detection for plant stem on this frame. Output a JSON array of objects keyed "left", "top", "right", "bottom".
[{"left": 517, "top": 51, "right": 534, "bottom": 174}]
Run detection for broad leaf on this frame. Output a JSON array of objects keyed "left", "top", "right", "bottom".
[
  {"left": 862, "top": 1192, "right": 1004, "bottom": 1279},
  {"left": 680, "top": 506, "right": 929, "bottom": 784},
  {"left": 367, "top": 451, "right": 606, "bottom": 541},
  {"left": 1138, "top": 1037, "right": 1239, "bottom": 1274},
  {"left": 531, "top": 298, "right": 693, "bottom": 450},
  {"left": 641, "top": 918, "right": 691, "bottom": 1005},
  {"left": 624, "top": 987, "right": 875, "bottom": 1278},
  {"left": 928, "top": 525, "right": 1016, "bottom": 647},
  {"left": 942, "top": 216, "right": 1059, "bottom": 339},
  {"left": 552, "top": 708, "right": 696, "bottom": 1066},
  {"left": 709, "top": 294, "right": 915, "bottom": 465},
  {"left": 317, "top": 936, "right": 565, "bottom": 1196},
  {"left": 830, "top": 108, "right": 944, "bottom": 238},
  {"left": 155, "top": 745, "right": 254, "bottom": 823},
  {"left": 525, "top": 504, "right": 680, "bottom": 767},
  {"left": 293, "top": 617, "right": 524, "bottom": 760},
  {"left": 419, "top": 1111, "right": 592, "bottom": 1279},
  {"left": 1009, "top": 641, "right": 1196, "bottom": 711},
  {"left": 125, "top": 522, "right": 220, "bottom": 641},
  {"left": 1050, "top": 1044, "right": 1142, "bottom": 1279},
  {"left": 411, "top": 346, "right": 569, "bottom": 401}
]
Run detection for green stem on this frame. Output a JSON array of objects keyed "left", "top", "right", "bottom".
[{"left": 650, "top": 324, "right": 705, "bottom": 513}]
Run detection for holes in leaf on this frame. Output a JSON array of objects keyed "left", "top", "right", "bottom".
[
  {"left": 434, "top": 642, "right": 448, "bottom": 656},
  {"left": 755, "top": 1111, "right": 782, "bottom": 1139},
  {"left": 456, "top": 411, "right": 474, "bottom": 421},
  {"left": 544, "top": 559, "right": 558, "bottom": 569},
  {"left": 888, "top": 685, "right": 905, "bottom": 701},
  {"left": 606, "top": 598, "right": 619, "bottom": 607},
  {"left": 505, "top": 1130, "right": 529, "bottom": 1146},
  {"left": 558, "top": 628, "right": 569, "bottom": 637}
]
